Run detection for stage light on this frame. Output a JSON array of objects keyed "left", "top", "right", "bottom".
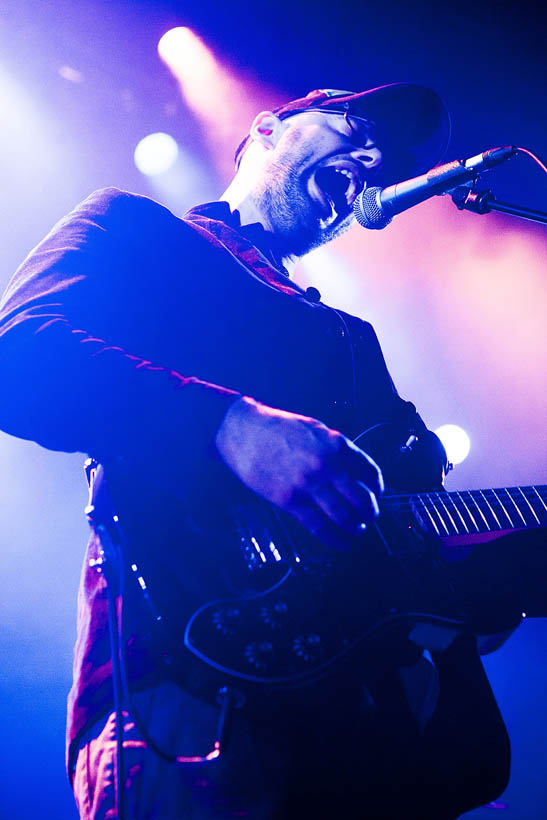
[
  {"left": 434, "top": 424, "right": 471, "bottom": 465},
  {"left": 133, "top": 132, "right": 179, "bottom": 176},
  {"left": 157, "top": 26, "right": 232, "bottom": 128},
  {"left": 157, "top": 26, "right": 284, "bottom": 181},
  {"left": 158, "top": 27, "right": 217, "bottom": 82}
]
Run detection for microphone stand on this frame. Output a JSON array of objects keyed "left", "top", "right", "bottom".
[{"left": 450, "top": 184, "right": 547, "bottom": 225}]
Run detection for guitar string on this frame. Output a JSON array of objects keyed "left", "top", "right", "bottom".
[
  {"left": 380, "top": 486, "right": 546, "bottom": 503},
  {"left": 376, "top": 487, "right": 546, "bottom": 534},
  {"left": 380, "top": 487, "right": 546, "bottom": 509},
  {"left": 381, "top": 496, "right": 545, "bottom": 518}
]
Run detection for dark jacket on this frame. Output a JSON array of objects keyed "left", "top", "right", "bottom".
[{"left": 0, "top": 188, "right": 447, "bottom": 781}]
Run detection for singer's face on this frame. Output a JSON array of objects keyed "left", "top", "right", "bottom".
[{"left": 249, "top": 111, "right": 383, "bottom": 256}]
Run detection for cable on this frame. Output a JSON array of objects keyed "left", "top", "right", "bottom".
[
  {"left": 86, "top": 460, "right": 232, "bottom": 820},
  {"left": 106, "top": 514, "right": 230, "bottom": 767},
  {"left": 514, "top": 146, "right": 547, "bottom": 175}
]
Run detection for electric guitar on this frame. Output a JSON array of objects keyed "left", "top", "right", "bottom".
[{"left": 87, "top": 425, "right": 547, "bottom": 696}]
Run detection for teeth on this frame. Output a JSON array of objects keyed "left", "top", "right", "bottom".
[
  {"left": 313, "top": 163, "right": 363, "bottom": 227},
  {"left": 333, "top": 167, "right": 359, "bottom": 205}
]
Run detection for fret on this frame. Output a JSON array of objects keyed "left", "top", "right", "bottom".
[
  {"left": 386, "top": 485, "right": 546, "bottom": 540},
  {"left": 504, "top": 487, "right": 536, "bottom": 527},
  {"left": 515, "top": 486, "right": 541, "bottom": 526},
  {"left": 416, "top": 495, "right": 441, "bottom": 537},
  {"left": 425, "top": 493, "right": 452, "bottom": 536},
  {"left": 445, "top": 492, "right": 470, "bottom": 534},
  {"left": 500, "top": 488, "right": 527, "bottom": 527},
  {"left": 490, "top": 488, "right": 518, "bottom": 528},
  {"left": 478, "top": 489, "right": 503, "bottom": 529},
  {"left": 466, "top": 491, "right": 490, "bottom": 532},
  {"left": 531, "top": 485, "right": 547, "bottom": 515},
  {"left": 433, "top": 492, "right": 459, "bottom": 535},
  {"left": 454, "top": 491, "right": 480, "bottom": 532}
]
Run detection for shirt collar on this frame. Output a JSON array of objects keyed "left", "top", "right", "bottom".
[{"left": 185, "top": 201, "right": 290, "bottom": 277}]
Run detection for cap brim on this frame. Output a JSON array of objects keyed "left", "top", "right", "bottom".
[{"left": 344, "top": 83, "right": 451, "bottom": 185}]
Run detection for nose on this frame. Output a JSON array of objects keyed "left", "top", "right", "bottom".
[{"left": 351, "top": 146, "right": 383, "bottom": 173}]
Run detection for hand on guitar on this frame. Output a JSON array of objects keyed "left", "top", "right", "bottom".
[{"left": 215, "top": 396, "right": 383, "bottom": 551}]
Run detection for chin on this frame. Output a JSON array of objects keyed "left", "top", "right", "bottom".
[
  {"left": 280, "top": 214, "right": 353, "bottom": 258},
  {"left": 312, "top": 213, "right": 355, "bottom": 252}
]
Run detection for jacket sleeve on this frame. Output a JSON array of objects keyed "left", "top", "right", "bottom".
[
  {"left": 344, "top": 311, "right": 448, "bottom": 490},
  {"left": 0, "top": 189, "right": 241, "bottom": 475}
]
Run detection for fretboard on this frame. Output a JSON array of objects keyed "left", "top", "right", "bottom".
[{"left": 385, "top": 485, "right": 547, "bottom": 539}]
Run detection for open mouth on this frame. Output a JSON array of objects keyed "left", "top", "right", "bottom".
[{"left": 312, "top": 162, "right": 364, "bottom": 227}]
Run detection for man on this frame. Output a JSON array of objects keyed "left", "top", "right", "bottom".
[{"left": 0, "top": 83, "right": 513, "bottom": 818}]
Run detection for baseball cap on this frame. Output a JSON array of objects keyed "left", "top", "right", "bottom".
[{"left": 235, "top": 82, "right": 451, "bottom": 187}]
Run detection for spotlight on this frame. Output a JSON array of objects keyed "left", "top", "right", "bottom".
[
  {"left": 158, "top": 27, "right": 215, "bottom": 80},
  {"left": 133, "top": 133, "right": 179, "bottom": 176},
  {"left": 434, "top": 424, "right": 471, "bottom": 465},
  {"left": 157, "top": 26, "right": 224, "bottom": 117},
  {"left": 157, "top": 25, "right": 283, "bottom": 180}
]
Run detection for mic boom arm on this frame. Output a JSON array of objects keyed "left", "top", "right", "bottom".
[{"left": 354, "top": 147, "right": 519, "bottom": 230}]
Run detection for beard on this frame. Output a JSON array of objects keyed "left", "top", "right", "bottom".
[{"left": 250, "top": 155, "right": 353, "bottom": 259}]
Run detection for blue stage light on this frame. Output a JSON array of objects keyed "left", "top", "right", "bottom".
[{"left": 134, "top": 132, "right": 179, "bottom": 176}]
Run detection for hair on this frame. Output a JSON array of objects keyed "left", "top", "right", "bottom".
[{"left": 234, "top": 134, "right": 249, "bottom": 169}]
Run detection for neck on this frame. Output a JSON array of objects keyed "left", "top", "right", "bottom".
[{"left": 220, "top": 179, "right": 299, "bottom": 275}]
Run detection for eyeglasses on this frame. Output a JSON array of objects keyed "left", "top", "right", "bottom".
[
  {"left": 234, "top": 104, "right": 378, "bottom": 168},
  {"left": 279, "top": 105, "right": 377, "bottom": 149}
]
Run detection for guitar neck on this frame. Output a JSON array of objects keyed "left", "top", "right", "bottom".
[{"left": 385, "top": 485, "right": 547, "bottom": 539}]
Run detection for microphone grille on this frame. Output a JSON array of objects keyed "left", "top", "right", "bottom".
[{"left": 353, "top": 187, "right": 392, "bottom": 230}]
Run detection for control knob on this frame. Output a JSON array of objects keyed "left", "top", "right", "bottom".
[
  {"left": 211, "top": 606, "right": 241, "bottom": 636},
  {"left": 293, "top": 633, "right": 323, "bottom": 663},
  {"left": 260, "top": 600, "right": 288, "bottom": 629},
  {"left": 244, "top": 640, "right": 274, "bottom": 670}
]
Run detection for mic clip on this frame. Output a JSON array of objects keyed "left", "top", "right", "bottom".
[{"left": 450, "top": 184, "right": 494, "bottom": 215}]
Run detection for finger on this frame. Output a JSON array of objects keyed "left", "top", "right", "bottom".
[
  {"left": 287, "top": 495, "right": 354, "bottom": 552},
  {"left": 331, "top": 474, "right": 380, "bottom": 524},
  {"left": 343, "top": 442, "right": 384, "bottom": 496},
  {"left": 312, "top": 484, "right": 367, "bottom": 535}
]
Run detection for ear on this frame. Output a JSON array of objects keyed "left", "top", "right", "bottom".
[{"left": 249, "top": 111, "right": 286, "bottom": 149}]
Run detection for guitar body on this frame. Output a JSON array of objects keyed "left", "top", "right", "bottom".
[
  {"left": 90, "top": 424, "right": 546, "bottom": 701},
  {"left": 181, "top": 498, "right": 522, "bottom": 688}
]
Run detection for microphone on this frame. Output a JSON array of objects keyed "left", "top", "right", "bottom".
[{"left": 353, "top": 146, "right": 518, "bottom": 230}]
